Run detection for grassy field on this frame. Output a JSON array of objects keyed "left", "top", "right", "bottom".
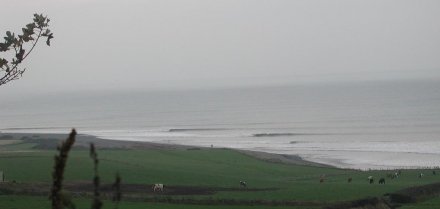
[
  {"left": 0, "top": 195, "right": 323, "bottom": 209},
  {"left": 400, "top": 197, "right": 440, "bottom": 209},
  {"left": 1, "top": 136, "right": 440, "bottom": 208}
]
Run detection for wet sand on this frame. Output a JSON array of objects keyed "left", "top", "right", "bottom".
[{"left": 0, "top": 132, "right": 329, "bottom": 167}]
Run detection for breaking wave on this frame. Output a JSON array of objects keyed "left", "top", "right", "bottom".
[
  {"left": 168, "top": 128, "right": 228, "bottom": 132},
  {"left": 251, "top": 133, "right": 317, "bottom": 137}
]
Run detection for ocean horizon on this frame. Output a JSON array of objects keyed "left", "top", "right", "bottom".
[{"left": 2, "top": 79, "right": 440, "bottom": 170}]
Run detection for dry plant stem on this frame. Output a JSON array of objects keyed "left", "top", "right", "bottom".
[
  {"left": 112, "top": 173, "right": 122, "bottom": 209},
  {"left": 50, "top": 129, "right": 76, "bottom": 209},
  {"left": 90, "top": 143, "right": 103, "bottom": 209}
]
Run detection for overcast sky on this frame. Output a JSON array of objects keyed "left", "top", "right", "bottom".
[{"left": 1, "top": 0, "right": 439, "bottom": 96}]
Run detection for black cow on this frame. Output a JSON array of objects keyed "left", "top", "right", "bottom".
[{"left": 368, "top": 176, "right": 374, "bottom": 184}]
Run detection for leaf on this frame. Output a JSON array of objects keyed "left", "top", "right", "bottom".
[
  {"left": 26, "top": 23, "right": 36, "bottom": 30},
  {"left": 11, "top": 58, "right": 17, "bottom": 65},
  {"left": 44, "top": 29, "right": 51, "bottom": 35},
  {"left": 22, "top": 27, "right": 34, "bottom": 38},
  {"left": 0, "top": 42, "right": 10, "bottom": 51},
  {"left": 4, "top": 31, "right": 15, "bottom": 43},
  {"left": 0, "top": 58, "right": 8, "bottom": 68},
  {"left": 16, "top": 48, "right": 25, "bottom": 62},
  {"left": 22, "top": 35, "right": 30, "bottom": 42},
  {"left": 46, "top": 33, "right": 54, "bottom": 46}
]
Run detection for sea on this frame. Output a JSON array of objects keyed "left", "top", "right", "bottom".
[{"left": 1, "top": 79, "right": 440, "bottom": 170}]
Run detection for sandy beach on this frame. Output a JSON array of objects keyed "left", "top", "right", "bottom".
[{"left": 0, "top": 132, "right": 329, "bottom": 168}]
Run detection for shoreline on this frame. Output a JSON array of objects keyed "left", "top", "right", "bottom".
[
  {"left": 235, "top": 149, "right": 334, "bottom": 168},
  {"left": 4, "top": 131, "right": 437, "bottom": 170},
  {"left": 0, "top": 132, "right": 328, "bottom": 168}
]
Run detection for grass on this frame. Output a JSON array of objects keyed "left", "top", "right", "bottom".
[
  {"left": 1, "top": 140, "right": 440, "bottom": 208},
  {"left": 399, "top": 197, "right": 440, "bottom": 209},
  {"left": 0, "top": 140, "right": 21, "bottom": 146},
  {"left": 0, "top": 195, "right": 320, "bottom": 209},
  {"left": 0, "top": 141, "right": 37, "bottom": 151}
]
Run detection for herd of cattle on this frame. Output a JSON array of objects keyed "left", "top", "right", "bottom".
[
  {"left": 151, "top": 170, "right": 437, "bottom": 193},
  {"left": 319, "top": 170, "right": 437, "bottom": 185}
]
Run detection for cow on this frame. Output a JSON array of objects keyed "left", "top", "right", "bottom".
[
  {"left": 379, "top": 178, "right": 385, "bottom": 184},
  {"left": 368, "top": 176, "right": 374, "bottom": 184},
  {"left": 386, "top": 173, "right": 397, "bottom": 179},
  {"left": 239, "top": 181, "right": 247, "bottom": 188},
  {"left": 347, "top": 177, "right": 352, "bottom": 183},
  {"left": 152, "top": 183, "right": 164, "bottom": 192},
  {"left": 419, "top": 173, "right": 424, "bottom": 178}
]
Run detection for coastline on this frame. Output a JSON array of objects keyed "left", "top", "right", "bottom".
[
  {"left": 235, "top": 149, "right": 334, "bottom": 168},
  {"left": 0, "top": 132, "right": 328, "bottom": 168},
  {"left": 3, "top": 131, "right": 439, "bottom": 170}
]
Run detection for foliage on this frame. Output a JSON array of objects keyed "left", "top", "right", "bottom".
[{"left": 0, "top": 13, "right": 53, "bottom": 86}]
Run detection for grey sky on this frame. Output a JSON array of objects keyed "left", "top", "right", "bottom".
[{"left": 1, "top": 0, "right": 439, "bottom": 95}]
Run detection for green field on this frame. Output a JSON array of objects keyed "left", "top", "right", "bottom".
[
  {"left": 1, "top": 137, "right": 439, "bottom": 209},
  {"left": 0, "top": 195, "right": 323, "bottom": 209},
  {"left": 400, "top": 197, "right": 440, "bottom": 209}
]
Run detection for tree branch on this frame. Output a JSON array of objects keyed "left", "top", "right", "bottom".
[{"left": 0, "top": 13, "right": 52, "bottom": 87}]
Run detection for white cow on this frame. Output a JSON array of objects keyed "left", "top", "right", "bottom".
[
  {"left": 239, "top": 181, "right": 247, "bottom": 188},
  {"left": 152, "top": 183, "right": 164, "bottom": 192}
]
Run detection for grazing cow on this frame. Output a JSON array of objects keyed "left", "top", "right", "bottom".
[
  {"left": 379, "top": 178, "right": 385, "bottom": 184},
  {"left": 368, "top": 176, "right": 374, "bottom": 184},
  {"left": 419, "top": 173, "right": 424, "bottom": 178},
  {"left": 347, "top": 177, "right": 352, "bottom": 183},
  {"left": 387, "top": 173, "right": 398, "bottom": 179},
  {"left": 239, "top": 181, "right": 247, "bottom": 188},
  {"left": 152, "top": 184, "right": 164, "bottom": 192}
]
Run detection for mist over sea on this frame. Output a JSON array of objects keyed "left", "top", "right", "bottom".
[{"left": 2, "top": 79, "right": 440, "bottom": 169}]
